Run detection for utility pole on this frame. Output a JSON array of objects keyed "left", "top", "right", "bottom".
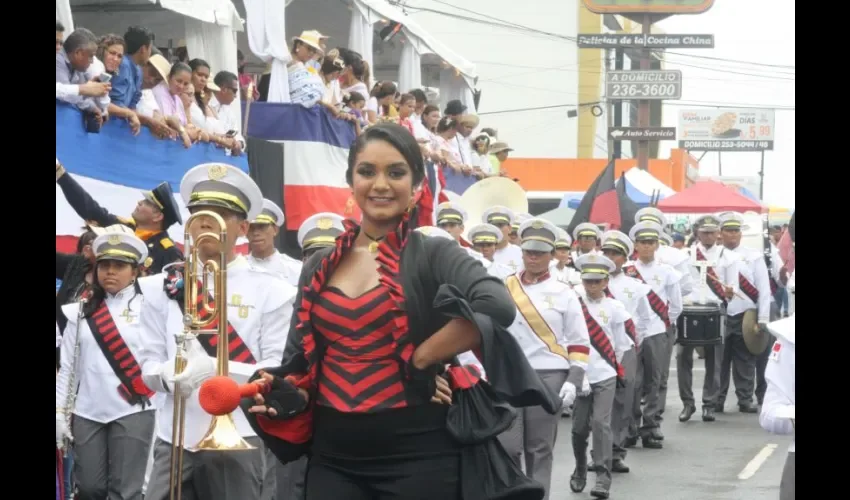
[
  {"left": 612, "top": 48, "right": 624, "bottom": 160},
  {"left": 636, "top": 14, "right": 652, "bottom": 171}
]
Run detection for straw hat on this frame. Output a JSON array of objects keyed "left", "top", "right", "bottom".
[
  {"left": 148, "top": 54, "right": 172, "bottom": 82},
  {"left": 293, "top": 30, "right": 327, "bottom": 56},
  {"left": 489, "top": 141, "right": 514, "bottom": 154},
  {"left": 459, "top": 114, "right": 480, "bottom": 129}
]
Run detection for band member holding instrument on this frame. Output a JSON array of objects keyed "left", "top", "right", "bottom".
[
  {"left": 570, "top": 254, "right": 634, "bottom": 499},
  {"left": 466, "top": 223, "right": 514, "bottom": 280},
  {"left": 297, "top": 212, "right": 346, "bottom": 261},
  {"left": 716, "top": 212, "right": 772, "bottom": 414},
  {"left": 242, "top": 124, "right": 549, "bottom": 500},
  {"left": 56, "top": 161, "right": 184, "bottom": 275},
  {"left": 247, "top": 199, "right": 303, "bottom": 286},
  {"left": 137, "top": 163, "right": 297, "bottom": 500},
  {"left": 551, "top": 229, "right": 581, "bottom": 286},
  {"left": 760, "top": 212, "right": 795, "bottom": 500},
  {"left": 599, "top": 230, "right": 653, "bottom": 472},
  {"left": 56, "top": 231, "right": 157, "bottom": 500},
  {"left": 500, "top": 218, "right": 591, "bottom": 500},
  {"left": 482, "top": 205, "right": 523, "bottom": 271},
  {"left": 625, "top": 221, "right": 682, "bottom": 449},
  {"left": 677, "top": 215, "right": 740, "bottom": 423}
]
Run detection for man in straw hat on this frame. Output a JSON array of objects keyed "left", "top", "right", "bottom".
[
  {"left": 715, "top": 212, "right": 771, "bottom": 415},
  {"left": 489, "top": 140, "right": 514, "bottom": 176},
  {"left": 137, "top": 163, "right": 297, "bottom": 500}
]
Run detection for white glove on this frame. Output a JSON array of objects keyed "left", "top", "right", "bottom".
[
  {"left": 559, "top": 381, "right": 577, "bottom": 407},
  {"left": 161, "top": 338, "right": 216, "bottom": 398},
  {"left": 55, "top": 413, "right": 71, "bottom": 448},
  {"left": 579, "top": 375, "right": 591, "bottom": 396}
]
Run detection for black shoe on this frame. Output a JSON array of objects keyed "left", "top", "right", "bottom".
[
  {"left": 623, "top": 436, "right": 637, "bottom": 448},
  {"left": 590, "top": 483, "right": 611, "bottom": 499},
  {"left": 702, "top": 406, "right": 716, "bottom": 422},
  {"left": 739, "top": 402, "right": 759, "bottom": 414},
  {"left": 679, "top": 404, "right": 696, "bottom": 422},
  {"left": 570, "top": 467, "right": 588, "bottom": 493},
  {"left": 641, "top": 437, "right": 663, "bottom": 449},
  {"left": 612, "top": 459, "right": 630, "bottom": 473},
  {"left": 714, "top": 403, "right": 725, "bottom": 413},
  {"left": 651, "top": 428, "right": 664, "bottom": 441}
]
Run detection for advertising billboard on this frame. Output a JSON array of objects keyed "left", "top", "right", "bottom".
[{"left": 582, "top": 0, "right": 715, "bottom": 14}]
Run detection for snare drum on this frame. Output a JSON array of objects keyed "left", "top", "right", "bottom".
[{"left": 676, "top": 304, "right": 723, "bottom": 346}]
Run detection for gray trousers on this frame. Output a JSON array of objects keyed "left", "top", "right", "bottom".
[
  {"left": 270, "top": 452, "right": 307, "bottom": 500},
  {"left": 572, "top": 377, "right": 617, "bottom": 486},
  {"left": 657, "top": 326, "right": 676, "bottom": 415},
  {"left": 612, "top": 348, "right": 637, "bottom": 460},
  {"left": 677, "top": 342, "right": 723, "bottom": 406},
  {"left": 498, "top": 370, "right": 568, "bottom": 500},
  {"left": 718, "top": 313, "right": 757, "bottom": 406},
  {"left": 145, "top": 436, "right": 265, "bottom": 500},
  {"left": 72, "top": 410, "right": 156, "bottom": 500},
  {"left": 634, "top": 332, "right": 667, "bottom": 435},
  {"left": 780, "top": 452, "right": 795, "bottom": 500}
]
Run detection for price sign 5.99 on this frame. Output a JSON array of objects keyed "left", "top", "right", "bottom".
[{"left": 606, "top": 70, "right": 683, "bottom": 100}]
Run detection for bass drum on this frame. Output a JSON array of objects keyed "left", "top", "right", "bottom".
[{"left": 676, "top": 304, "right": 723, "bottom": 346}]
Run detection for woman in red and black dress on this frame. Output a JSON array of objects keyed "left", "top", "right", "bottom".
[{"left": 243, "top": 123, "right": 519, "bottom": 499}]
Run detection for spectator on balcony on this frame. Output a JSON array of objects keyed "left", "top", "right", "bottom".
[
  {"left": 56, "top": 28, "right": 109, "bottom": 123},
  {"left": 55, "top": 22, "right": 111, "bottom": 102},
  {"left": 319, "top": 50, "right": 344, "bottom": 109},
  {"left": 409, "top": 88, "right": 428, "bottom": 122},
  {"left": 153, "top": 62, "right": 204, "bottom": 148},
  {"left": 288, "top": 30, "right": 327, "bottom": 107},
  {"left": 470, "top": 132, "right": 493, "bottom": 179},
  {"left": 342, "top": 91, "right": 367, "bottom": 133},
  {"left": 450, "top": 112, "right": 479, "bottom": 175},
  {"left": 366, "top": 81, "right": 397, "bottom": 125},
  {"left": 489, "top": 141, "right": 514, "bottom": 176},
  {"left": 187, "top": 58, "right": 224, "bottom": 134},
  {"left": 90, "top": 34, "right": 144, "bottom": 136},
  {"left": 432, "top": 116, "right": 466, "bottom": 175},
  {"left": 396, "top": 93, "right": 416, "bottom": 135},
  {"left": 236, "top": 50, "right": 259, "bottom": 101},
  {"left": 56, "top": 20, "right": 64, "bottom": 53},
  {"left": 109, "top": 26, "right": 153, "bottom": 110},
  {"left": 339, "top": 49, "right": 370, "bottom": 105},
  {"left": 209, "top": 70, "right": 246, "bottom": 155},
  {"left": 414, "top": 104, "right": 440, "bottom": 160},
  {"left": 135, "top": 51, "right": 176, "bottom": 140}
]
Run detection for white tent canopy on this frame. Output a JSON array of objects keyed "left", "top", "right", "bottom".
[{"left": 623, "top": 167, "right": 677, "bottom": 197}]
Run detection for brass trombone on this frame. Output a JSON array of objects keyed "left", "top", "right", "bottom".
[{"left": 169, "top": 210, "right": 255, "bottom": 500}]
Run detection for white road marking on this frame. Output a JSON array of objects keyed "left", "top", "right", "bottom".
[{"left": 738, "top": 444, "right": 778, "bottom": 480}]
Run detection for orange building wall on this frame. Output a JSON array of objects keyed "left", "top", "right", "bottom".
[{"left": 502, "top": 149, "right": 700, "bottom": 192}]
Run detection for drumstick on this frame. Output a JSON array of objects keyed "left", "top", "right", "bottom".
[{"left": 705, "top": 273, "right": 747, "bottom": 300}]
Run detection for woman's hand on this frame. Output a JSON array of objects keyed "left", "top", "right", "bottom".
[
  {"left": 247, "top": 371, "right": 309, "bottom": 419},
  {"left": 431, "top": 375, "right": 452, "bottom": 405}
]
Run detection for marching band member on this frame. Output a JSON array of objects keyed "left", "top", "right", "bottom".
[
  {"left": 599, "top": 230, "right": 653, "bottom": 473},
  {"left": 551, "top": 228, "right": 581, "bottom": 286},
  {"left": 716, "top": 212, "right": 771, "bottom": 414},
  {"left": 499, "top": 218, "right": 591, "bottom": 500},
  {"left": 625, "top": 221, "right": 682, "bottom": 449},
  {"left": 137, "top": 163, "right": 297, "bottom": 500},
  {"left": 56, "top": 161, "right": 184, "bottom": 275},
  {"left": 482, "top": 205, "right": 523, "bottom": 271},
  {"left": 509, "top": 212, "right": 531, "bottom": 246},
  {"left": 571, "top": 223, "right": 602, "bottom": 263},
  {"left": 467, "top": 222, "right": 515, "bottom": 280},
  {"left": 247, "top": 198, "right": 303, "bottom": 286},
  {"left": 56, "top": 231, "right": 157, "bottom": 500},
  {"left": 677, "top": 215, "right": 739, "bottom": 423},
  {"left": 297, "top": 212, "right": 346, "bottom": 261},
  {"left": 435, "top": 201, "right": 467, "bottom": 242},
  {"left": 570, "top": 254, "right": 633, "bottom": 499}
]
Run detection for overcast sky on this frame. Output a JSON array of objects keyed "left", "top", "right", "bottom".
[{"left": 657, "top": 0, "right": 795, "bottom": 207}]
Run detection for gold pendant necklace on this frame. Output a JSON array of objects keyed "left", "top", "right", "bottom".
[{"left": 364, "top": 231, "right": 384, "bottom": 253}]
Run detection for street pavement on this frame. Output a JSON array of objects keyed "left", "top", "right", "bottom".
[{"left": 549, "top": 356, "right": 792, "bottom": 499}]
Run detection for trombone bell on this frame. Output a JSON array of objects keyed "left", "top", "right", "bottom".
[{"left": 195, "top": 414, "right": 255, "bottom": 451}]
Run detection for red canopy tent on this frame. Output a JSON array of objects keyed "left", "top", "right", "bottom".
[{"left": 657, "top": 180, "right": 765, "bottom": 213}]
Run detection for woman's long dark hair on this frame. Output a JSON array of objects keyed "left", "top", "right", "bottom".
[
  {"left": 189, "top": 58, "right": 211, "bottom": 110},
  {"left": 81, "top": 263, "right": 142, "bottom": 318},
  {"left": 346, "top": 123, "right": 425, "bottom": 188}
]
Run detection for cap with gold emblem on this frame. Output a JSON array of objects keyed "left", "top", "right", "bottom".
[
  {"left": 695, "top": 214, "right": 721, "bottom": 232},
  {"left": 518, "top": 218, "right": 559, "bottom": 252},
  {"left": 572, "top": 222, "right": 602, "bottom": 242},
  {"left": 297, "top": 212, "right": 345, "bottom": 251},
  {"left": 414, "top": 226, "right": 454, "bottom": 241},
  {"left": 180, "top": 163, "right": 263, "bottom": 221},
  {"left": 252, "top": 199, "right": 285, "bottom": 227},
  {"left": 435, "top": 202, "right": 468, "bottom": 226},
  {"left": 629, "top": 221, "right": 663, "bottom": 242},
  {"left": 601, "top": 230, "right": 633, "bottom": 257},
  {"left": 467, "top": 223, "right": 503, "bottom": 245},
  {"left": 659, "top": 231, "right": 673, "bottom": 246},
  {"left": 512, "top": 212, "right": 532, "bottom": 232},
  {"left": 635, "top": 207, "right": 667, "bottom": 226},
  {"left": 575, "top": 253, "right": 615, "bottom": 280},
  {"left": 141, "top": 181, "right": 183, "bottom": 229},
  {"left": 555, "top": 228, "right": 572, "bottom": 249},
  {"left": 482, "top": 206, "right": 516, "bottom": 226},
  {"left": 719, "top": 211, "right": 745, "bottom": 231},
  {"left": 93, "top": 232, "right": 148, "bottom": 265}
]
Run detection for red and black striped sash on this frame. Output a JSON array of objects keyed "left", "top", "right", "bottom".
[
  {"left": 85, "top": 302, "right": 154, "bottom": 407},
  {"left": 578, "top": 297, "right": 624, "bottom": 383},
  {"left": 622, "top": 265, "right": 671, "bottom": 328},
  {"left": 312, "top": 286, "right": 406, "bottom": 413},
  {"left": 179, "top": 283, "right": 257, "bottom": 364},
  {"left": 695, "top": 247, "right": 728, "bottom": 304},
  {"left": 738, "top": 272, "right": 759, "bottom": 304},
  {"left": 605, "top": 287, "right": 638, "bottom": 346}
]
